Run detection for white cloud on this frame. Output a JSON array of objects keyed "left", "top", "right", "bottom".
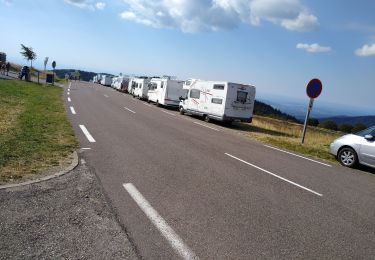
[
  {"left": 64, "top": 0, "right": 106, "bottom": 10},
  {"left": 296, "top": 43, "right": 332, "bottom": 53},
  {"left": 95, "top": 2, "right": 106, "bottom": 10},
  {"left": 355, "top": 44, "right": 375, "bottom": 57},
  {"left": 120, "top": 0, "right": 319, "bottom": 33}
]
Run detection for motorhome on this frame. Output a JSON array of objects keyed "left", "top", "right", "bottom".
[
  {"left": 101, "top": 75, "right": 113, "bottom": 86},
  {"left": 147, "top": 78, "right": 187, "bottom": 107},
  {"left": 130, "top": 77, "right": 150, "bottom": 99},
  {"left": 112, "top": 76, "right": 130, "bottom": 92},
  {"left": 179, "top": 79, "right": 256, "bottom": 123}
]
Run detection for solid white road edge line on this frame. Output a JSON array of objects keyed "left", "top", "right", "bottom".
[
  {"left": 81, "top": 148, "right": 91, "bottom": 150},
  {"left": 79, "top": 125, "right": 96, "bottom": 143},
  {"left": 68, "top": 97, "right": 71, "bottom": 102},
  {"left": 225, "top": 153, "right": 323, "bottom": 197},
  {"left": 69, "top": 82, "right": 71, "bottom": 88},
  {"left": 264, "top": 145, "right": 332, "bottom": 167},
  {"left": 161, "top": 110, "right": 176, "bottom": 116},
  {"left": 123, "top": 183, "right": 199, "bottom": 260},
  {"left": 193, "top": 122, "right": 220, "bottom": 131},
  {"left": 70, "top": 106, "right": 76, "bottom": 115},
  {"left": 104, "top": 94, "right": 109, "bottom": 98},
  {"left": 124, "top": 107, "right": 136, "bottom": 114}
]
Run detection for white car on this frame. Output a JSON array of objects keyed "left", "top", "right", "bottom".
[{"left": 330, "top": 126, "right": 375, "bottom": 168}]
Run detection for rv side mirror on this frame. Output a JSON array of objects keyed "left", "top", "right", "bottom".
[
  {"left": 179, "top": 96, "right": 185, "bottom": 101},
  {"left": 364, "top": 134, "right": 374, "bottom": 141}
]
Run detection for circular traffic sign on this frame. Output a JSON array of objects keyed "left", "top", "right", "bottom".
[{"left": 306, "top": 78, "right": 322, "bottom": 99}]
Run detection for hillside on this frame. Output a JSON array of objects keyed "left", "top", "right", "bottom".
[
  {"left": 319, "top": 115, "right": 375, "bottom": 127},
  {"left": 254, "top": 100, "right": 300, "bottom": 123},
  {"left": 53, "top": 69, "right": 113, "bottom": 82}
]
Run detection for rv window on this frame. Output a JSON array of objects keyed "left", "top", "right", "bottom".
[
  {"left": 190, "top": 89, "right": 200, "bottom": 99},
  {"left": 211, "top": 98, "right": 223, "bottom": 104},
  {"left": 237, "top": 91, "right": 248, "bottom": 103},
  {"left": 213, "top": 84, "right": 225, "bottom": 90},
  {"left": 148, "top": 82, "right": 157, "bottom": 90}
]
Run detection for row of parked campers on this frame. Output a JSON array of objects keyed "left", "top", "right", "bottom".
[{"left": 93, "top": 75, "right": 256, "bottom": 123}]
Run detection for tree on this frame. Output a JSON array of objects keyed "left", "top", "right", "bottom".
[
  {"left": 338, "top": 124, "right": 353, "bottom": 133},
  {"left": 319, "top": 120, "right": 338, "bottom": 131},
  {"left": 352, "top": 123, "right": 367, "bottom": 133},
  {"left": 308, "top": 118, "right": 319, "bottom": 127},
  {"left": 44, "top": 57, "right": 49, "bottom": 71},
  {"left": 20, "top": 44, "right": 37, "bottom": 68}
]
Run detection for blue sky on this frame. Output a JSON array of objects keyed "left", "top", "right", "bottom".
[{"left": 1, "top": 0, "right": 374, "bottom": 114}]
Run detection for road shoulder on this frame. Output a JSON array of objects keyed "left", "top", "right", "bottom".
[{"left": 0, "top": 157, "right": 138, "bottom": 260}]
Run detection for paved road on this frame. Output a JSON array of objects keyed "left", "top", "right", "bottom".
[{"left": 65, "top": 81, "right": 375, "bottom": 259}]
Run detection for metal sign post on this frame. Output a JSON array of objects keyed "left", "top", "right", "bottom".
[
  {"left": 52, "top": 61, "right": 56, "bottom": 85},
  {"left": 301, "top": 78, "right": 323, "bottom": 144},
  {"left": 301, "top": 98, "right": 314, "bottom": 144}
]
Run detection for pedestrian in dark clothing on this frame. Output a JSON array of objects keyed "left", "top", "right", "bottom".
[{"left": 5, "top": 62, "right": 10, "bottom": 76}]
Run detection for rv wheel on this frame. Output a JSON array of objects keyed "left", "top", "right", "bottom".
[
  {"left": 179, "top": 107, "right": 185, "bottom": 115},
  {"left": 204, "top": 115, "right": 210, "bottom": 123},
  {"left": 156, "top": 100, "right": 160, "bottom": 107}
]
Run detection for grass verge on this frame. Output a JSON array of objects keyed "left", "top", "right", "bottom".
[
  {"left": 0, "top": 79, "right": 77, "bottom": 183},
  {"left": 232, "top": 116, "right": 341, "bottom": 163}
]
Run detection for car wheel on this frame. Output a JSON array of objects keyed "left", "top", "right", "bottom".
[
  {"left": 338, "top": 147, "right": 358, "bottom": 168},
  {"left": 179, "top": 107, "right": 184, "bottom": 115}
]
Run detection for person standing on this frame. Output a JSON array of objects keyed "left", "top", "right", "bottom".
[{"left": 5, "top": 62, "right": 10, "bottom": 76}]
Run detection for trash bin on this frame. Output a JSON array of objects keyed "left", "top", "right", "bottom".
[{"left": 46, "top": 74, "right": 54, "bottom": 84}]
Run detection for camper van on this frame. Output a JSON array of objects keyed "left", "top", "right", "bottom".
[
  {"left": 179, "top": 79, "right": 256, "bottom": 123},
  {"left": 130, "top": 77, "right": 150, "bottom": 99},
  {"left": 147, "top": 78, "right": 187, "bottom": 107},
  {"left": 111, "top": 76, "right": 130, "bottom": 92},
  {"left": 101, "top": 75, "right": 113, "bottom": 86},
  {"left": 118, "top": 77, "right": 130, "bottom": 92}
]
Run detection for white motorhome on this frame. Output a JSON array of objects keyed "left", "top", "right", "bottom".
[
  {"left": 147, "top": 78, "right": 188, "bottom": 107},
  {"left": 130, "top": 77, "right": 150, "bottom": 99},
  {"left": 179, "top": 79, "right": 256, "bottom": 123},
  {"left": 111, "top": 76, "right": 130, "bottom": 92},
  {"left": 101, "top": 75, "right": 113, "bottom": 86}
]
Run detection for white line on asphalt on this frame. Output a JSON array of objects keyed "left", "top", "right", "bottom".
[
  {"left": 81, "top": 158, "right": 86, "bottom": 165},
  {"left": 161, "top": 110, "right": 176, "bottom": 116},
  {"left": 68, "top": 97, "right": 71, "bottom": 102},
  {"left": 143, "top": 103, "right": 153, "bottom": 107},
  {"left": 79, "top": 125, "right": 96, "bottom": 143},
  {"left": 69, "top": 82, "right": 72, "bottom": 88},
  {"left": 104, "top": 94, "right": 109, "bottom": 98},
  {"left": 82, "top": 148, "right": 91, "bottom": 150},
  {"left": 67, "top": 92, "right": 70, "bottom": 95},
  {"left": 123, "top": 183, "right": 199, "bottom": 260},
  {"left": 193, "top": 122, "right": 220, "bottom": 131},
  {"left": 225, "top": 153, "right": 323, "bottom": 197},
  {"left": 124, "top": 107, "right": 136, "bottom": 114},
  {"left": 264, "top": 145, "right": 332, "bottom": 167},
  {"left": 70, "top": 106, "right": 76, "bottom": 115}
]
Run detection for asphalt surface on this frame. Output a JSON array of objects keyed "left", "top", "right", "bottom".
[
  {"left": 66, "top": 81, "right": 375, "bottom": 259},
  {"left": 0, "top": 157, "right": 138, "bottom": 260}
]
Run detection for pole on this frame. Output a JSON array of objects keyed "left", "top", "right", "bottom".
[{"left": 301, "top": 98, "right": 314, "bottom": 144}]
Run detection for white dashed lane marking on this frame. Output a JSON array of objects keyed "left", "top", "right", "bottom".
[
  {"left": 70, "top": 106, "right": 76, "bottom": 115},
  {"left": 79, "top": 125, "right": 96, "bottom": 143}
]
